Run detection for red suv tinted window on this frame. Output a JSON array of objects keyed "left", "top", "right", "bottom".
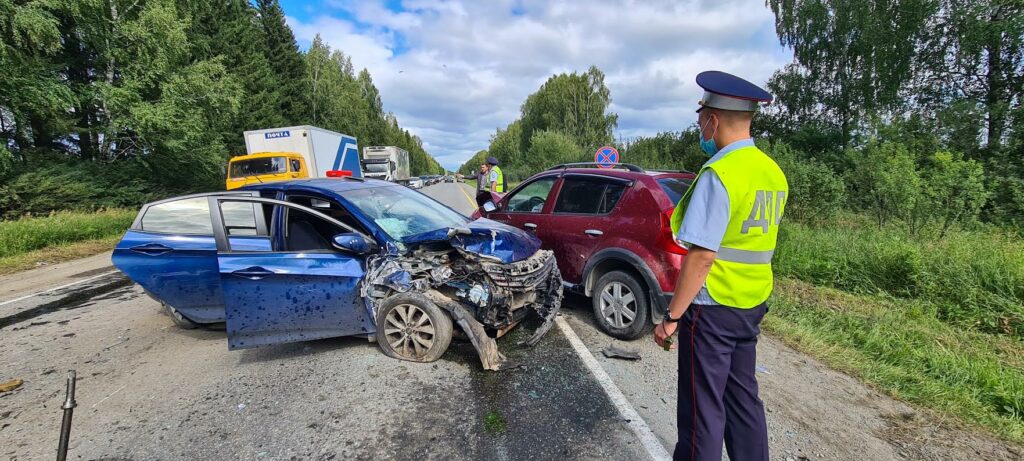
[
  {"left": 656, "top": 177, "right": 694, "bottom": 204},
  {"left": 554, "top": 177, "right": 627, "bottom": 214}
]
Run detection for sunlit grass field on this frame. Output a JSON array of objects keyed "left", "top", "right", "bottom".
[{"left": 0, "top": 209, "right": 134, "bottom": 259}]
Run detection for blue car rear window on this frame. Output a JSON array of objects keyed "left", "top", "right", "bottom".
[{"left": 140, "top": 197, "right": 213, "bottom": 234}]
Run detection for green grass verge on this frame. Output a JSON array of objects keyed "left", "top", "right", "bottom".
[
  {"left": 768, "top": 279, "right": 1024, "bottom": 443},
  {"left": 0, "top": 209, "right": 134, "bottom": 259},
  {"left": 0, "top": 236, "right": 122, "bottom": 276},
  {"left": 775, "top": 216, "right": 1024, "bottom": 339}
]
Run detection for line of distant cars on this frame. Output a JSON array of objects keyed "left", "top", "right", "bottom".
[{"left": 407, "top": 174, "right": 457, "bottom": 189}]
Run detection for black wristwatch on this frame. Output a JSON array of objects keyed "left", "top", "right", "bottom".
[{"left": 663, "top": 312, "right": 682, "bottom": 323}]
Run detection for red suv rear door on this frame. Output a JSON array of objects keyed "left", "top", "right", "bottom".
[{"left": 543, "top": 174, "right": 632, "bottom": 284}]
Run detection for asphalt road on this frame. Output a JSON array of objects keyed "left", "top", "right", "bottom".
[
  {"left": 418, "top": 181, "right": 480, "bottom": 216},
  {"left": 3, "top": 181, "right": 1017, "bottom": 461}
]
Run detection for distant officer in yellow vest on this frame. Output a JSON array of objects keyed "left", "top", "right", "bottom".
[
  {"left": 486, "top": 156, "right": 505, "bottom": 193},
  {"left": 653, "top": 71, "right": 787, "bottom": 461}
]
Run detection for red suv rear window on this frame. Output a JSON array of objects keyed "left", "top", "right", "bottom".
[{"left": 657, "top": 177, "right": 693, "bottom": 204}]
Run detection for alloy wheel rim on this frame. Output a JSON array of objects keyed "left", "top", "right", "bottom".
[
  {"left": 383, "top": 304, "right": 435, "bottom": 359},
  {"left": 600, "top": 282, "right": 637, "bottom": 329}
]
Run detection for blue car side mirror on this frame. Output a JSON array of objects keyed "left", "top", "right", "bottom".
[{"left": 332, "top": 233, "right": 372, "bottom": 255}]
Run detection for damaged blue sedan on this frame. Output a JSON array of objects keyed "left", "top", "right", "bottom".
[{"left": 111, "top": 178, "right": 562, "bottom": 370}]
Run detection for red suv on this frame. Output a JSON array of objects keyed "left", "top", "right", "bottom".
[{"left": 473, "top": 163, "right": 695, "bottom": 339}]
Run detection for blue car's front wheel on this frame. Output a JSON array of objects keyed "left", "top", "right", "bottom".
[{"left": 376, "top": 293, "right": 454, "bottom": 363}]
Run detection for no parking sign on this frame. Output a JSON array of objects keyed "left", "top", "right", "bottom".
[{"left": 594, "top": 146, "right": 619, "bottom": 169}]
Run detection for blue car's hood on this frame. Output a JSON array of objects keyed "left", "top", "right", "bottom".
[{"left": 402, "top": 218, "right": 541, "bottom": 263}]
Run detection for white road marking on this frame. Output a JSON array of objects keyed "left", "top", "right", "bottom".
[
  {"left": 92, "top": 384, "right": 127, "bottom": 408},
  {"left": 555, "top": 316, "right": 672, "bottom": 461},
  {"left": 0, "top": 270, "right": 120, "bottom": 307}
]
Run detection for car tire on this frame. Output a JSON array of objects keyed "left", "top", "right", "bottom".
[
  {"left": 164, "top": 304, "right": 199, "bottom": 330},
  {"left": 375, "top": 293, "right": 453, "bottom": 363},
  {"left": 592, "top": 271, "right": 649, "bottom": 340}
]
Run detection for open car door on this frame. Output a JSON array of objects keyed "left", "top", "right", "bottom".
[
  {"left": 112, "top": 191, "right": 259, "bottom": 324},
  {"left": 209, "top": 196, "right": 377, "bottom": 349}
]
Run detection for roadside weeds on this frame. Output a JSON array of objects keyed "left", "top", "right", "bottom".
[
  {"left": 766, "top": 278, "right": 1024, "bottom": 448},
  {"left": 0, "top": 237, "right": 119, "bottom": 276},
  {"left": 0, "top": 209, "right": 133, "bottom": 258}
]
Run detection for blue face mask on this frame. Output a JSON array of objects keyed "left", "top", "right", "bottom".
[{"left": 699, "top": 117, "right": 718, "bottom": 156}]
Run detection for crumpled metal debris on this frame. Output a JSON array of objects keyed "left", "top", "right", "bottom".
[
  {"left": 430, "top": 265, "right": 453, "bottom": 283},
  {"left": 601, "top": 345, "right": 642, "bottom": 361},
  {"left": 517, "top": 263, "right": 562, "bottom": 347},
  {"left": 363, "top": 241, "right": 561, "bottom": 370},
  {"left": 427, "top": 291, "right": 507, "bottom": 371},
  {"left": 383, "top": 270, "right": 413, "bottom": 292}
]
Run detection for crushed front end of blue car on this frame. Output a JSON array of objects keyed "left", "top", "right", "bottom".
[{"left": 363, "top": 218, "right": 562, "bottom": 370}]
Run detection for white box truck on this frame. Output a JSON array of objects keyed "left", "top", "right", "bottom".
[
  {"left": 361, "top": 146, "right": 410, "bottom": 184},
  {"left": 227, "top": 126, "right": 362, "bottom": 189}
]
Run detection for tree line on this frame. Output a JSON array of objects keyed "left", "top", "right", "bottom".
[
  {"left": 463, "top": 0, "right": 1023, "bottom": 235},
  {"left": 0, "top": 0, "right": 444, "bottom": 218},
  {"left": 459, "top": 66, "right": 618, "bottom": 182}
]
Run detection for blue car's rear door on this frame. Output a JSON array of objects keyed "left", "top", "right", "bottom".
[
  {"left": 211, "top": 197, "right": 375, "bottom": 349},
  {"left": 112, "top": 192, "right": 259, "bottom": 323}
]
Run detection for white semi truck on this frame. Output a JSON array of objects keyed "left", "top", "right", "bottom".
[{"left": 361, "top": 146, "right": 411, "bottom": 184}]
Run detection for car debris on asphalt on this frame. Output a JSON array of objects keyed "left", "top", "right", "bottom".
[
  {"left": 601, "top": 345, "right": 642, "bottom": 361},
  {"left": 0, "top": 378, "right": 24, "bottom": 393}
]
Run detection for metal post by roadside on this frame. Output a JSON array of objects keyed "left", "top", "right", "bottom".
[{"left": 57, "top": 370, "right": 76, "bottom": 461}]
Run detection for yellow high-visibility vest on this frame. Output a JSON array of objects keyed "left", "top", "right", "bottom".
[
  {"left": 489, "top": 166, "right": 505, "bottom": 193},
  {"left": 671, "top": 145, "right": 788, "bottom": 308}
]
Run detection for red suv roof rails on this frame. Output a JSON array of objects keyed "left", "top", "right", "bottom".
[{"left": 547, "top": 162, "right": 645, "bottom": 172}]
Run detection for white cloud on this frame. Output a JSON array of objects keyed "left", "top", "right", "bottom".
[
  {"left": 288, "top": 0, "right": 790, "bottom": 170},
  {"left": 286, "top": 15, "right": 394, "bottom": 70}
]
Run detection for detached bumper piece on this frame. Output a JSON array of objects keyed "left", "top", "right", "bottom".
[{"left": 482, "top": 251, "right": 563, "bottom": 348}]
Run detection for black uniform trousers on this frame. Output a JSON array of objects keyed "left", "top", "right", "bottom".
[{"left": 673, "top": 302, "right": 769, "bottom": 461}]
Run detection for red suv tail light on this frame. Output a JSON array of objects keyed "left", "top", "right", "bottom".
[{"left": 657, "top": 208, "right": 689, "bottom": 255}]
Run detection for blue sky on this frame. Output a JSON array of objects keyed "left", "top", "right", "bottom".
[{"left": 280, "top": 0, "right": 792, "bottom": 170}]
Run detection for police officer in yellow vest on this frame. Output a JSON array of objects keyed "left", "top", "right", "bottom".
[
  {"left": 486, "top": 156, "right": 505, "bottom": 193},
  {"left": 653, "top": 71, "right": 787, "bottom": 461}
]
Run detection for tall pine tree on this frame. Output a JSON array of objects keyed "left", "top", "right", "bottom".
[
  {"left": 180, "top": 0, "right": 286, "bottom": 154},
  {"left": 256, "top": 0, "right": 308, "bottom": 125}
]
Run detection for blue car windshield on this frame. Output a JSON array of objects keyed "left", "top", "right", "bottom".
[{"left": 341, "top": 185, "right": 469, "bottom": 240}]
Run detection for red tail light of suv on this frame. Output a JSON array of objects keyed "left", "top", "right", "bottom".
[{"left": 472, "top": 163, "right": 695, "bottom": 339}]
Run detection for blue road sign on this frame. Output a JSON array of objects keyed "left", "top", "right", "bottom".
[{"left": 595, "top": 146, "right": 619, "bottom": 169}]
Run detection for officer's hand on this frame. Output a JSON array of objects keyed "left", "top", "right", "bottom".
[{"left": 654, "top": 321, "right": 678, "bottom": 350}]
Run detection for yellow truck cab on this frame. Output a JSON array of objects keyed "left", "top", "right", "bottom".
[
  {"left": 228, "top": 126, "right": 363, "bottom": 190},
  {"left": 226, "top": 152, "right": 308, "bottom": 190}
]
